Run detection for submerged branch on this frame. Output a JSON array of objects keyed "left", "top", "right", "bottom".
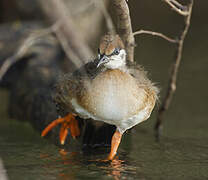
[{"left": 0, "top": 159, "right": 8, "bottom": 180}]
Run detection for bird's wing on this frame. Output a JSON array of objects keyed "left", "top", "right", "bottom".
[
  {"left": 127, "top": 61, "right": 149, "bottom": 85},
  {"left": 127, "top": 61, "right": 159, "bottom": 101},
  {"left": 53, "top": 59, "right": 100, "bottom": 116}
]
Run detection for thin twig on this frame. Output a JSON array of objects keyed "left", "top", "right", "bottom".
[
  {"left": 169, "top": 0, "right": 187, "bottom": 11},
  {"left": 133, "top": 30, "right": 178, "bottom": 43},
  {"left": 0, "top": 22, "right": 60, "bottom": 81},
  {"left": 112, "top": 0, "right": 135, "bottom": 62},
  {"left": 163, "top": 0, "right": 189, "bottom": 16},
  {"left": 54, "top": 27, "right": 84, "bottom": 68},
  {"left": 155, "top": 0, "right": 194, "bottom": 140}
]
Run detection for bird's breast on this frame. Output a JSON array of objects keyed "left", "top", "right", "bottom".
[{"left": 77, "top": 69, "right": 148, "bottom": 122}]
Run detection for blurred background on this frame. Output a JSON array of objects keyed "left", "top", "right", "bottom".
[{"left": 0, "top": 0, "right": 207, "bottom": 179}]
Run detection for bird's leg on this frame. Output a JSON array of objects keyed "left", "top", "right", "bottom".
[
  {"left": 107, "top": 130, "right": 122, "bottom": 160},
  {"left": 41, "top": 113, "right": 80, "bottom": 145}
]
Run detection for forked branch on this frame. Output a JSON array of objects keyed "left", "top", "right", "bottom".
[
  {"left": 163, "top": 0, "right": 190, "bottom": 16},
  {"left": 155, "top": 0, "right": 194, "bottom": 140}
]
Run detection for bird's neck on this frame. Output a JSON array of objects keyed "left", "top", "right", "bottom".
[
  {"left": 106, "top": 62, "right": 126, "bottom": 69},
  {"left": 103, "top": 64, "right": 127, "bottom": 73}
]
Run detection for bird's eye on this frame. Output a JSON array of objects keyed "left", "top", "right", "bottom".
[{"left": 113, "top": 48, "right": 120, "bottom": 55}]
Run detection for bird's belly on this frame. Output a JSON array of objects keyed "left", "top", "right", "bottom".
[
  {"left": 71, "top": 95, "right": 152, "bottom": 133},
  {"left": 77, "top": 70, "right": 147, "bottom": 124},
  {"left": 90, "top": 88, "right": 138, "bottom": 121}
]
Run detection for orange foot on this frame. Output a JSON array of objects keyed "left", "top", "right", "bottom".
[
  {"left": 107, "top": 130, "right": 122, "bottom": 160},
  {"left": 41, "top": 113, "right": 80, "bottom": 145}
]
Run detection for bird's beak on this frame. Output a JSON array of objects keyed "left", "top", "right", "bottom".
[{"left": 97, "top": 55, "right": 109, "bottom": 68}]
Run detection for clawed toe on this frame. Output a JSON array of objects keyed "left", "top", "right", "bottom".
[{"left": 41, "top": 113, "right": 80, "bottom": 145}]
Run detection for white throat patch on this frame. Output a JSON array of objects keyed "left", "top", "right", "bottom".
[{"left": 104, "top": 49, "right": 126, "bottom": 69}]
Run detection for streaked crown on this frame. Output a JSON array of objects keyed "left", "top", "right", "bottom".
[{"left": 99, "top": 34, "right": 125, "bottom": 56}]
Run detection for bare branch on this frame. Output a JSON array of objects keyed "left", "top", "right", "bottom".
[
  {"left": 169, "top": 0, "right": 187, "bottom": 11},
  {"left": 54, "top": 27, "right": 84, "bottom": 68},
  {"left": 37, "top": 0, "right": 93, "bottom": 63},
  {"left": 112, "top": 0, "right": 135, "bottom": 62},
  {"left": 1, "top": 0, "right": 99, "bottom": 82},
  {"left": 0, "top": 23, "right": 60, "bottom": 81},
  {"left": 155, "top": 0, "right": 194, "bottom": 140},
  {"left": 163, "top": 0, "right": 190, "bottom": 16},
  {"left": 133, "top": 30, "right": 178, "bottom": 43}
]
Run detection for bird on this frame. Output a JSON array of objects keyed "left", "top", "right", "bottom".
[{"left": 41, "top": 34, "right": 158, "bottom": 160}]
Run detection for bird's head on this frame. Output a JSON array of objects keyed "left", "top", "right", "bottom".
[{"left": 97, "top": 34, "right": 126, "bottom": 69}]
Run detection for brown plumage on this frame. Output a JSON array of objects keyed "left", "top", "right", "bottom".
[
  {"left": 99, "top": 34, "right": 125, "bottom": 55},
  {"left": 42, "top": 34, "right": 159, "bottom": 160}
]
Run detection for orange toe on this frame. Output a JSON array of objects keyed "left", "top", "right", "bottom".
[
  {"left": 59, "top": 122, "right": 69, "bottom": 145},
  {"left": 41, "top": 113, "right": 80, "bottom": 145},
  {"left": 69, "top": 116, "right": 80, "bottom": 138},
  {"left": 41, "top": 117, "right": 65, "bottom": 137}
]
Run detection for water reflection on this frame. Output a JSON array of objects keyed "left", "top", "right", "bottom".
[
  {"left": 89, "top": 155, "right": 138, "bottom": 180},
  {"left": 41, "top": 147, "right": 138, "bottom": 180},
  {"left": 108, "top": 159, "right": 124, "bottom": 180}
]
